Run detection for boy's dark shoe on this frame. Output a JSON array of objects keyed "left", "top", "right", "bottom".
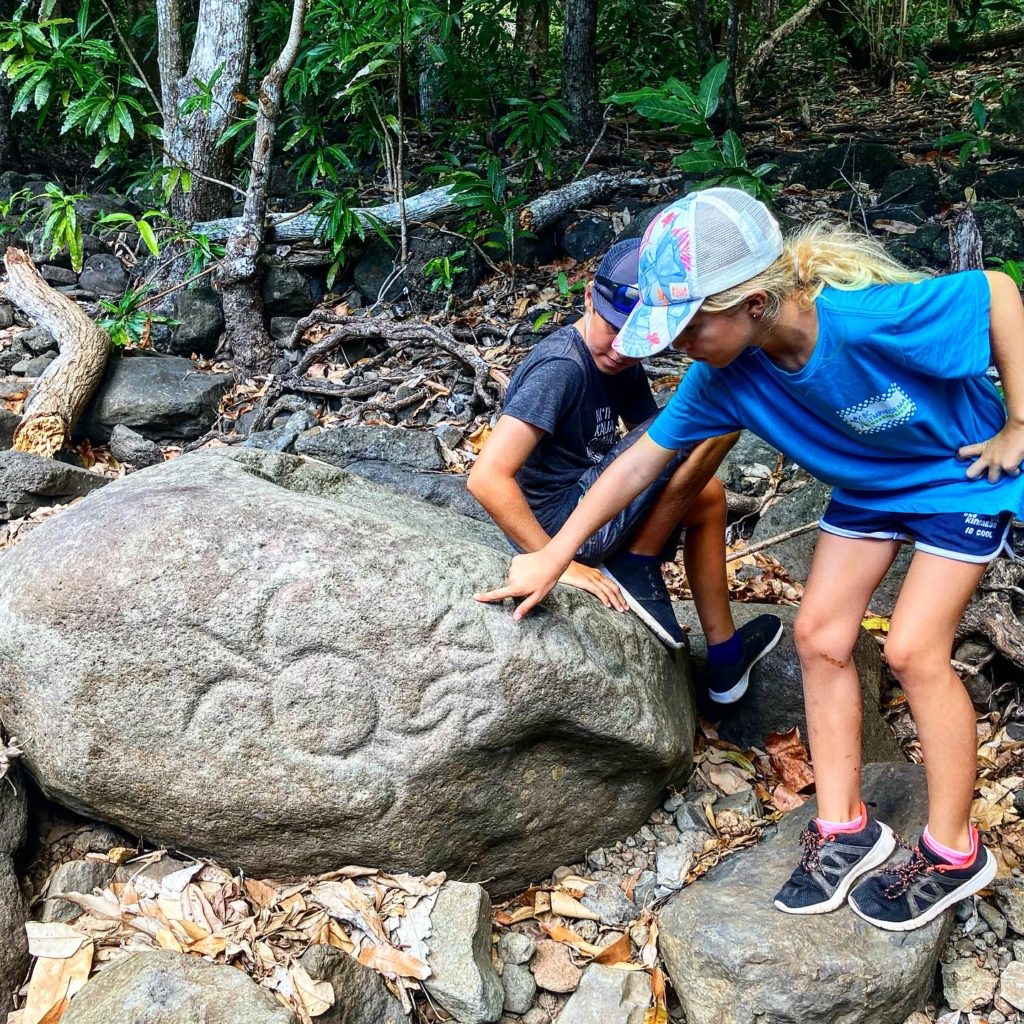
[
  {"left": 848, "top": 833, "right": 996, "bottom": 931},
  {"left": 705, "top": 613, "right": 784, "bottom": 704},
  {"left": 774, "top": 814, "right": 896, "bottom": 915},
  {"left": 600, "top": 552, "right": 687, "bottom": 650}
]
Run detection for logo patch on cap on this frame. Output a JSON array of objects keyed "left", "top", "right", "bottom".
[{"left": 669, "top": 282, "right": 690, "bottom": 300}]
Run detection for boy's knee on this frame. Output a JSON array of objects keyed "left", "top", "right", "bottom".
[{"left": 680, "top": 475, "right": 726, "bottom": 522}]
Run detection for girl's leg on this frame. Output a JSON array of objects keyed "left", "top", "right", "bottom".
[
  {"left": 795, "top": 533, "right": 902, "bottom": 823},
  {"left": 883, "top": 552, "right": 988, "bottom": 851}
]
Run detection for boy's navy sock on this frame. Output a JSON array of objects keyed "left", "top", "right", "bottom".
[
  {"left": 707, "top": 631, "right": 743, "bottom": 667},
  {"left": 621, "top": 550, "right": 661, "bottom": 564}
]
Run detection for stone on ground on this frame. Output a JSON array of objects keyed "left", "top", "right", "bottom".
[
  {"left": 942, "top": 957, "right": 998, "bottom": 1010},
  {"left": 78, "top": 353, "right": 231, "bottom": 442},
  {"left": 0, "top": 767, "right": 28, "bottom": 1018},
  {"left": 40, "top": 859, "right": 118, "bottom": 923},
  {"left": 298, "top": 945, "right": 405, "bottom": 1024},
  {"left": 109, "top": 424, "right": 162, "bottom": 470},
  {"left": 555, "top": 964, "right": 651, "bottom": 1024},
  {"left": 61, "top": 949, "right": 297, "bottom": 1024},
  {"left": 530, "top": 940, "right": 581, "bottom": 994},
  {"left": 0, "top": 448, "right": 692, "bottom": 888},
  {"left": 295, "top": 424, "right": 445, "bottom": 471},
  {"left": 659, "top": 763, "right": 948, "bottom": 1024},
  {"left": 496, "top": 931, "right": 536, "bottom": 965},
  {"left": 674, "top": 601, "right": 901, "bottom": 763},
  {"left": 0, "top": 450, "right": 108, "bottom": 519},
  {"left": 0, "top": 409, "right": 18, "bottom": 450},
  {"left": 999, "top": 960, "right": 1024, "bottom": 1011},
  {"left": 425, "top": 882, "right": 503, "bottom": 1023},
  {"left": 501, "top": 962, "right": 536, "bottom": 1015}
]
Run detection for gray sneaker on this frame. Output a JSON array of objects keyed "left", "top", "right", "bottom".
[{"left": 774, "top": 814, "right": 896, "bottom": 915}]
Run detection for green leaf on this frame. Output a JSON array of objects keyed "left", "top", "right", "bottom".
[
  {"left": 33, "top": 77, "right": 50, "bottom": 109},
  {"left": 633, "top": 95, "right": 707, "bottom": 131},
  {"left": 972, "top": 97, "right": 987, "bottom": 128},
  {"left": 114, "top": 100, "right": 134, "bottom": 139},
  {"left": 136, "top": 219, "right": 159, "bottom": 257},
  {"left": 697, "top": 60, "right": 729, "bottom": 120},
  {"left": 532, "top": 310, "right": 554, "bottom": 329},
  {"left": 674, "top": 148, "right": 725, "bottom": 173},
  {"left": 721, "top": 129, "right": 745, "bottom": 168}
]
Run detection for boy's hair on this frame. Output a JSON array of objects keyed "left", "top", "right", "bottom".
[{"left": 702, "top": 220, "right": 927, "bottom": 325}]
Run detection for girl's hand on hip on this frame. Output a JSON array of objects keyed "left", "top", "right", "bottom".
[
  {"left": 958, "top": 423, "right": 1024, "bottom": 483},
  {"left": 473, "top": 549, "right": 569, "bottom": 620},
  {"left": 558, "top": 560, "right": 628, "bottom": 612}
]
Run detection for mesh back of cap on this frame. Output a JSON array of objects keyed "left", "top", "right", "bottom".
[{"left": 693, "top": 188, "right": 782, "bottom": 295}]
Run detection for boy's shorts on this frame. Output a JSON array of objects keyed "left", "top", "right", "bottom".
[{"left": 819, "top": 498, "right": 1015, "bottom": 564}]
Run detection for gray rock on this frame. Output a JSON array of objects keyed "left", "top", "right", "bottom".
[
  {"left": 18, "top": 326, "right": 57, "bottom": 355},
  {"left": 425, "top": 882, "right": 503, "bottom": 1023},
  {"left": 502, "top": 963, "right": 536, "bottom": 1015},
  {"left": 298, "top": 944, "right": 405, "bottom": 1024},
  {"left": 0, "top": 303, "right": 13, "bottom": 329},
  {"left": 560, "top": 215, "right": 616, "bottom": 262},
  {"left": 713, "top": 789, "right": 761, "bottom": 821},
  {"left": 168, "top": 287, "right": 225, "bottom": 358},
  {"left": 993, "top": 879, "right": 1024, "bottom": 935},
  {"left": 976, "top": 201, "right": 1024, "bottom": 261},
  {"left": 0, "top": 450, "right": 108, "bottom": 519},
  {"left": 0, "top": 765, "right": 27, "bottom": 857},
  {"left": 24, "top": 352, "right": 56, "bottom": 377},
  {"left": 0, "top": 448, "right": 692, "bottom": 888},
  {"left": 716, "top": 431, "right": 784, "bottom": 497},
  {"left": 581, "top": 882, "right": 637, "bottom": 926},
  {"left": 261, "top": 264, "right": 315, "bottom": 318},
  {"left": 109, "top": 424, "right": 162, "bottom": 470},
  {"left": 878, "top": 167, "right": 943, "bottom": 215},
  {"left": 0, "top": 855, "right": 27, "bottom": 1019},
  {"left": 79, "top": 353, "right": 231, "bottom": 442},
  {"left": 243, "top": 426, "right": 302, "bottom": 453},
  {"left": 980, "top": 901, "right": 1009, "bottom": 941},
  {"left": 633, "top": 870, "right": 658, "bottom": 908},
  {"left": 942, "top": 957, "right": 997, "bottom": 1011},
  {"left": 270, "top": 316, "right": 299, "bottom": 343},
  {"left": 497, "top": 931, "right": 536, "bottom": 966},
  {"left": 1000, "top": 960, "right": 1024, "bottom": 1011},
  {"left": 748, "top": 473, "right": 913, "bottom": 612},
  {"left": 674, "top": 602, "right": 901, "bottom": 763},
  {"left": 521, "top": 1010, "right": 550, "bottom": 1024},
  {"left": 41, "top": 859, "right": 118, "bottom": 923},
  {"left": 40, "top": 264, "right": 78, "bottom": 285},
  {"left": 296, "top": 425, "right": 445, "bottom": 471},
  {"left": 61, "top": 950, "right": 297, "bottom": 1024},
  {"left": 78, "top": 254, "right": 128, "bottom": 297},
  {"left": 656, "top": 846, "right": 693, "bottom": 890},
  {"left": 344, "top": 460, "right": 487, "bottom": 521},
  {"left": 0, "top": 409, "right": 18, "bottom": 451},
  {"left": 555, "top": 964, "right": 651, "bottom": 1024},
  {"left": 659, "top": 763, "right": 949, "bottom": 1024}
]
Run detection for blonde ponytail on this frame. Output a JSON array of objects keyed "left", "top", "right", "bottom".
[{"left": 703, "top": 219, "right": 929, "bottom": 322}]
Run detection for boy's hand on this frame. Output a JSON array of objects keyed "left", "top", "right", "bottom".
[
  {"left": 958, "top": 423, "right": 1024, "bottom": 483},
  {"left": 474, "top": 549, "right": 570, "bottom": 620},
  {"left": 559, "top": 561, "right": 628, "bottom": 612}
]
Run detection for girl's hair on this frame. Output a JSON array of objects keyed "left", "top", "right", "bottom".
[{"left": 703, "top": 220, "right": 928, "bottom": 325}]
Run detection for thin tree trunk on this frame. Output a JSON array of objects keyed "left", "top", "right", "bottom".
[
  {"left": 517, "top": 0, "right": 551, "bottom": 72},
  {"left": 158, "top": 0, "right": 255, "bottom": 222},
  {"left": 0, "top": 74, "right": 16, "bottom": 173},
  {"left": 561, "top": 0, "right": 601, "bottom": 145},
  {"left": 738, "top": 0, "right": 829, "bottom": 101},
  {"left": 818, "top": 0, "right": 872, "bottom": 69},
  {"left": 723, "top": 0, "right": 741, "bottom": 127},
  {"left": 216, "top": 0, "right": 307, "bottom": 380},
  {"left": 1, "top": 249, "right": 109, "bottom": 457},
  {"left": 688, "top": 0, "right": 718, "bottom": 68}
]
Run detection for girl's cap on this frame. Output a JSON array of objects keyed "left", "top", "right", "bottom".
[{"left": 612, "top": 187, "right": 783, "bottom": 358}]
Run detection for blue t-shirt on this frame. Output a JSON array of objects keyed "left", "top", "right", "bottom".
[{"left": 648, "top": 270, "right": 1024, "bottom": 516}]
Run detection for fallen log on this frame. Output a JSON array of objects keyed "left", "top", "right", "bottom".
[
  {"left": 1, "top": 248, "right": 109, "bottom": 457},
  {"left": 192, "top": 173, "right": 686, "bottom": 246},
  {"left": 927, "top": 23, "right": 1024, "bottom": 61}
]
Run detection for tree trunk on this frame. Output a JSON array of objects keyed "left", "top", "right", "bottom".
[
  {"left": 688, "top": 0, "right": 718, "bottom": 66},
  {"left": 517, "top": 0, "right": 551, "bottom": 75},
  {"left": 216, "top": 0, "right": 307, "bottom": 380},
  {"left": 1, "top": 249, "right": 109, "bottom": 457},
  {"left": 157, "top": 0, "right": 255, "bottom": 222},
  {"left": 738, "top": 0, "right": 829, "bottom": 101},
  {"left": 928, "top": 21, "right": 1024, "bottom": 59},
  {"left": 0, "top": 73, "right": 16, "bottom": 173},
  {"left": 722, "top": 0, "right": 742, "bottom": 128},
  {"left": 818, "top": 0, "right": 872, "bottom": 69},
  {"left": 561, "top": 0, "right": 601, "bottom": 145},
  {"left": 418, "top": 27, "right": 449, "bottom": 122}
]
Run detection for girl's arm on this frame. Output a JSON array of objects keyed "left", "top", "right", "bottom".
[
  {"left": 957, "top": 271, "right": 1024, "bottom": 482},
  {"left": 474, "top": 433, "right": 677, "bottom": 619}
]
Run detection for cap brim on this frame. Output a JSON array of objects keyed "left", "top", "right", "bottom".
[{"left": 612, "top": 298, "right": 703, "bottom": 358}]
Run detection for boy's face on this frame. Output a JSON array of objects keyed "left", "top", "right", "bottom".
[{"left": 584, "top": 282, "right": 642, "bottom": 375}]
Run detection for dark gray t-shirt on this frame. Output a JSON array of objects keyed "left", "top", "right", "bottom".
[{"left": 502, "top": 324, "right": 657, "bottom": 533}]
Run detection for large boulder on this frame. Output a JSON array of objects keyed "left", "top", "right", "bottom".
[
  {"left": 659, "top": 763, "right": 949, "bottom": 1024},
  {"left": 675, "top": 601, "right": 902, "bottom": 763},
  {"left": 0, "top": 450, "right": 109, "bottom": 520},
  {"left": 750, "top": 473, "right": 912, "bottom": 615},
  {"left": 0, "top": 448, "right": 693, "bottom": 890},
  {"left": 61, "top": 950, "right": 297, "bottom": 1024},
  {"left": 77, "top": 353, "right": 232, "bottom": 442}
]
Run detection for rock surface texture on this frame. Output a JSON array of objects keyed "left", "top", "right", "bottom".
[
  {"left": 61, "top": 950, "right": 298, "bottom": 1024},
  {"left": 0, "top": 767, "right": 28, "bottom": 1018},
  {"left": 0, "top": 448, "right": 693, "bottom": 889},
  {"left": 658, "top": 763, "right": 950, "bottom": 1024}
]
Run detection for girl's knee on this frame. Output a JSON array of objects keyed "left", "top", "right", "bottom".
[
  {"left": 794, "top": 610, "right": 857, "bottom": 669},
  {"left": 884, "top": 632, "right": 944, "bottom": 686}
]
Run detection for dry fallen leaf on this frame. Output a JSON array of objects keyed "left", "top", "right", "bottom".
[
  {"left": 356, "top": 943, "right": 431, "bottom": 980},
  {"left": 765, "top": 728, "right": 815, "bottom": 793}
]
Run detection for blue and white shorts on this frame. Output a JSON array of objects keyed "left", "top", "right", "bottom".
[{"left": 819, "top": 498, "right": 1015, "bottom": 564}]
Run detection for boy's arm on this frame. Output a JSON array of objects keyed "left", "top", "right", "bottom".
[
  {"left": 958, "top": 271, "right": 1024, "bottom": 482},
  {"left": 467, "top": 415, "right": 628, "bottom": 610}
]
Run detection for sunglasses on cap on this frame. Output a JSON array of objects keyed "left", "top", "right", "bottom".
[{"left": 594, "top": 275, "right": 640, "bottom": 315}]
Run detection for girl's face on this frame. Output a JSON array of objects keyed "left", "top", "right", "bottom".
[{"left": 670, "top": 303, "right": 759, "bottom": 368}]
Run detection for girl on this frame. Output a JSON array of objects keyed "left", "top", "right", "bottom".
[{"left": 476, "top": 186, "right": 1024, "bottom": 931}]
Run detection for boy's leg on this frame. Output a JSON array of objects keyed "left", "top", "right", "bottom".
[{"left": 847, "top": 551, "right": 996, "bottom": 931}]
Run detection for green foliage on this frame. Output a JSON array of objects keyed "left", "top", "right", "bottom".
[
  {"left": 34, "top": 183, "right": 87, "bottom": 271},
  {"left": 556, "top": 271, "right": 585, "bottom": 297},
  {"left": 675, "top": 131, "right": 778, "bottom": 202},
  {"left": 496, "top": 97, "right": 570, "bottom": 177},
  {"left": 989, "top": 257, "right": 1024, "bottom": 289},
  {"left": 423, "top": 250, "right": 466, "bottom": 292},
  {"left": 606, "top": 61, "right": 728, "bottom": 137},
  {"left": 98, "top": 285, "right": 175, "bottom": 349},
  {"left": 308, "top": 187, "right": 385, "bottom": 289},
  {"left": 935, "top": 82, "right": 993, "bottom": 163},
  {"left": 437, "top": 153, "right": 526, "bottom": 257},
  {"left": 93, "top": 209, "right": 165, "bottom": 259}
]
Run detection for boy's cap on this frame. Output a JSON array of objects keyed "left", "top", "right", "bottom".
[
  {"left": 612, "top": 187, "right": 783, "bottom": 358},
  {"left": 592, "top": 238, "right": 640, "bottom": 330}
]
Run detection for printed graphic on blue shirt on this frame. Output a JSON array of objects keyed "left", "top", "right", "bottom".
[{"left": 839, "top": 383, "right": 917, "bottom": 434}]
